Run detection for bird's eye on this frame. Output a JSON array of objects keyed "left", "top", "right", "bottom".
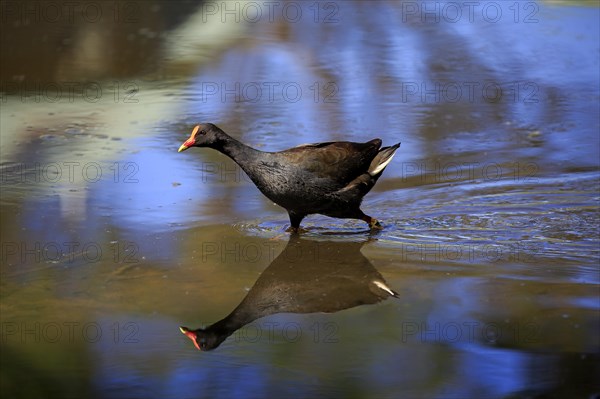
[{"left": 199, "top": 130, "right": 206, "bottom": 135}]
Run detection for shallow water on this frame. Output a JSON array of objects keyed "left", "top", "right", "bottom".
[{"left": 1, "top": 1, "right": 599, "bottom": 398}]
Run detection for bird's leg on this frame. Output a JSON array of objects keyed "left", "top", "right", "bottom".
[
  {"left": 359, "top": 212, "right": 383, "bottom": 230},
  {"left": 286, "top": 212, "right": 305, "bottom": 233},
  {"left": 370, "top": 219, "right": 383, "bottom": 230}
]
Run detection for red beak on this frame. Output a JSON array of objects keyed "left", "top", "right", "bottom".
[
  {"left": 179, "top": 326, "right": 201, "bottom": 351},
  {"left": 178, "top": 125, "right": 200, "bottom": 152}
]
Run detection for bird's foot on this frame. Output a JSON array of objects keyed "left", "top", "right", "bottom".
[
  {"left": 369, "top": 219, "right": 383, "bottom": 230},
  {"left": 285, "top": 226, "right": 307, "bottom": 234}
]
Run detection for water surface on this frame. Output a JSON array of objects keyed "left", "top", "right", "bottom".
[{"left": 1, "top": 1, "right": 599, "bottom": 398}]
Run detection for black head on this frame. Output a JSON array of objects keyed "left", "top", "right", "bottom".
[
  {"left": 177, "top": 123, "right": 226, "bottom": 152},
  {"left": 179, "top": 326, "right": 228, "bottom": 351}
]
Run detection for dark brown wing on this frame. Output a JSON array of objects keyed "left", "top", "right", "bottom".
[{"left": 279, "top": 139, "right": 382, "bottom": 183}]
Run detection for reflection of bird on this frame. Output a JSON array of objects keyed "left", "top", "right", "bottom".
[
  {"left": 178, "top": 123, "right": 400, "bottom": 232},
  {"left": 180, "top": 236, "right": 398, "bottom": 351}
]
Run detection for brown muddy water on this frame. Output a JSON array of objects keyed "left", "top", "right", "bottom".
[{"left": 1, "top": 1, "right": 599, "bottom": 398}]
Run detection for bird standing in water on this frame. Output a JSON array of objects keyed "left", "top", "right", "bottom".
[{"left": 178, "top": 123, "right": 400, "bottom": 232}]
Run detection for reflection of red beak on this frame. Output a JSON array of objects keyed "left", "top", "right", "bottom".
[{"left": 179, "top": 326, "right": 201, "bottom": 351}]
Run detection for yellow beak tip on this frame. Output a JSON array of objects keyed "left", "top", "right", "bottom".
[{"left": 178, "top": 145, "right": 188, "bottom": 153}]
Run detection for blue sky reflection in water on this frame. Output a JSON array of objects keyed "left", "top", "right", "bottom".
[{"left": 0, "top": 1, "right": 599, "bottom": 398}]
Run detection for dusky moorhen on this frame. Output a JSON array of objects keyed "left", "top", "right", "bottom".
[
  {"left": 178, "top": 123, "right": 400, "bottom": 231},
  {"left": 180, "top": 236, "right": 398, "bottom": 351}
]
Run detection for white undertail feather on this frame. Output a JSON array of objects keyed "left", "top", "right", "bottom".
[
  {"left": 369, "top": 147, "right": 398, "bottom": 176},
  {"left": 373, "top": 280, "right": 397, "bottom": 297}
]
